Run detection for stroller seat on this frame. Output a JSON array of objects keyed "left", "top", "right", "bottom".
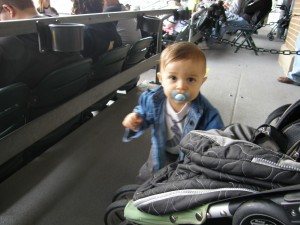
[{"left": 105, "top": 100, "right": 300, "bottom": 225}]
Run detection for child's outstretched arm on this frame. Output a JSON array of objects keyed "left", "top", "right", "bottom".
[{"left": 122, "top": 112, "right": 143, "bottom": 132}]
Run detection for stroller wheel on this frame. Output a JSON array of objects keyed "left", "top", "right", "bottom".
[
  {"left": 232, "top": 200, "right": 290, "bottom": 225},
  {"left": 104, "top": 199, "right": 129, "bottom": 225},
  {"left": 267, "top": 33, "right": 274, "bottom": 41},
  {"left": 112, "top": 184, "right": 140, "bottom": 202}
]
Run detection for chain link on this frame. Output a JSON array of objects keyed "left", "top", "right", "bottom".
[
  {"left": 209, "top": 29, "right": 300, "bottom": 55},
  {"left": 191, "top": 13, "right": 299, "bottom": 55}
]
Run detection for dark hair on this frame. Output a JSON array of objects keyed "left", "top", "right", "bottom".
[
  {"left": 72, "top": 0, "right": 103, "bottom": 14},
  {"left": 0, "top": 0, "right": 34, "bottom": 9}
]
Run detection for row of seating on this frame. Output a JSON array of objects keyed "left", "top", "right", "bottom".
[
  {"left": 0, "top": 12, "right": 202, "bottom": 140},
  {"left": 0, "top": 36, "right": 155, "bottom": 183},
  {"left": 0, "top": 36, "right": 154, "bottom": 140}
]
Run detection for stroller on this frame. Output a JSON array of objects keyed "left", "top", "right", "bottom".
[
  {"left": 162, "top": 3, "right": 226, "bottom": 47},
  {"left": 267, "top": 4, "right": 291, "bottom": 41},
  {"left": 105, "top": 100, "right": 300, "bottom": 225},
  {"left": 105, "top": 185, "right": 300, "bottom": 225}
]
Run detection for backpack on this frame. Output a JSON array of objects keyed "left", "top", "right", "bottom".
[{"left": 252, "top": 99, "right": 300, "bottom": 160}]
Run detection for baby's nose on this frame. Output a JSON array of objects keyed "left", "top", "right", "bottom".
[{"left": 176, "top": 80, "right": 187, "bottom": 90}]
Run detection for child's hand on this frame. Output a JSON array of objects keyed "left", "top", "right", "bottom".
[{"left": 122, "top": 113, "right": 143, "bottom": 132}]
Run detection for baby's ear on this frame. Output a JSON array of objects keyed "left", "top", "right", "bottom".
[
  {"left": 202, "top": 76, "right": 207, "bottom": 84},
  {"left": 157, "top": 72, "right": 162, "bottom": 82}
]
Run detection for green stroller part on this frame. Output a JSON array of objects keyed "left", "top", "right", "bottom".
[{"left": 124, "top": 200, "right": 209, "bottom": 225}]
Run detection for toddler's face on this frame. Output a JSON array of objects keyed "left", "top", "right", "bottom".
[{"left": 157, "top": 59, "right": 206, "bottom": 112}]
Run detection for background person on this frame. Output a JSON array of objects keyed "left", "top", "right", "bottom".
[
  {"left": 162, "top": 0, "right": 187, "bottom": 36},
  {"left": 122, "top": 42, "right": 224, "bottom": 183},
  {"left": 277, "top": 34, "right": 300, "bottom": 86},
  {"left": 219, "top": 0, "right": 272, "bottom": 37},
  {"left": 103, "top": 0, "right": 142, "bottom": 45},
  {"left": 0, "top": 0, "right": 82, "bottom": 88},
  {"left": 71, "top": 0, "right": 122, "bottom": 62},
  {"left": 224, "top": 0, "right": 245, "bottom": 18},
  {"left": 124, "top": 3, "right": 130, "bottom": 10},
  {"left": 36, "top": 0, "right": 58, "bottom": 16}
]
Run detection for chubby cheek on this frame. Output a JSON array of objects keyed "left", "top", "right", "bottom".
[
  {"left": 189, "top": 84, "right": 203, "bottom": 100},
  {"left": 162, "top": 87, "right": 173, "bottom": 99},
  {"left": 160, "top": 79, "right": 173, "bottom": 91}
]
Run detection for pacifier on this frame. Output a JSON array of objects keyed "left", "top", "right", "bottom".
[{"left": 171, "top": 90, "right": 190, "bottom": 102}]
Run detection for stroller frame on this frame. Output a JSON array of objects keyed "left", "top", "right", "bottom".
[{"left": 105, "top": 184, "right": 300, "bottom": 225}]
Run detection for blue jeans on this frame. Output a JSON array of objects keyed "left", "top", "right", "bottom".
[
  {"left": 288, "top": 34, "right": 300, "bottom": 84},
  {"left": 220, "top": 17, "right": 251, "bottom": 36}
]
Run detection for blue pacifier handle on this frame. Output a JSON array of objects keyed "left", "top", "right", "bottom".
[{"left": 171, "top": 91, "right": 190, "bottom": 102}]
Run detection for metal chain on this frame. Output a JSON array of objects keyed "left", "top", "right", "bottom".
[
  {"left": 210, "top": 35, "right": 300, "bottom": 55},
  {"left": 206, "top": 21, "right": 300, "bottom": 55}
]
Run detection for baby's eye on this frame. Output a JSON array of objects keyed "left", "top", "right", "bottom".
[
  {"left": 168, "top": 75, "right": 177, "bottom": 81},
  {"left": 187, "top": 77, "right": 196, "bottom": 83}
]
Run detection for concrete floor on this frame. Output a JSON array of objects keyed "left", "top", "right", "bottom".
[{"left": 0, "top": 27, "right": 299, "bottom": 225}]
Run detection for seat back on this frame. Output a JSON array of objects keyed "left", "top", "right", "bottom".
[
  {"left": 30, "top": 58, "right": 92, "bottom": 120},
  {"left": 139, "top": 15, "right": 163, "bottom": 36},
  {"left": 137, "top": 15, "right": 163, "bottom": 57},
  {"left": 89, "top": 45, "right": 130, "bottom": 88},
  {"left": 0, "top": 83, "right": 30, "bottom": 138},
  {"left": 118, "top": 37, "right": 154, "bottom": 92},
  {"left": 123, "top": 37, "right": 154, "bottom": 70}
]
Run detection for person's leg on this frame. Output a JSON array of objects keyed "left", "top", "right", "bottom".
[
  {"left": 278, "top": 34, "right": 300, "bottom": 85},
  {"left": 136, "top": 147, "right": 179, "bottom": 184},
  {"left": 136, "top": 147, "right": 155, "bottom": 184},
  {"left": 220, "top": 17, "right": 250, "bottom": 37},
  {"left": 288, "top": 35, "right": 300, "bottom": 84}
]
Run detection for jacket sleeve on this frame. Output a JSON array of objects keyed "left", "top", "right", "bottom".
[
  {"left": 205, "top": 109, "right": 224, "bottom": 130},
  {"left": 196, "top": 95, "right": 224, "bottom": 131},
  {"left": 122, "top": 91, "right": 154, "bottom": 142}
]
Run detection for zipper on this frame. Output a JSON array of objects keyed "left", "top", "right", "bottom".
[{"left": 252, "top": 157, "right": 300, "bottom": 172}]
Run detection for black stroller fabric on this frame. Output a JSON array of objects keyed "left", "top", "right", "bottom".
[{"left": 132, "top": 125, "right": 300, "bottom": 215}]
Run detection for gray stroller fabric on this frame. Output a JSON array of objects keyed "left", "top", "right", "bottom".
[{"left": 132, "top": 126, "right": 300, "bottom": 215}]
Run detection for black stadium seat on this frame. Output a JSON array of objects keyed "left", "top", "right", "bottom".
[
  {"left": 119, "top": 37, "right": 154, "bottom": 92},
  {"left": 0, "top": 83, "right": 30, "bottom": 139},
  {"left": 88, "top": 44, "right": 130, "bottom": 88},
  {"left": 87, "top": 44, "right": 130, "bottom": 110},
  {"left": 29, "top": 58, "right": 92, "bottom": 120}
]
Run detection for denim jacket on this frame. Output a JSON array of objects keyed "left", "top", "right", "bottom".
[{"left": 123, "top": 86, "right": 224, "bottom": 172}]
